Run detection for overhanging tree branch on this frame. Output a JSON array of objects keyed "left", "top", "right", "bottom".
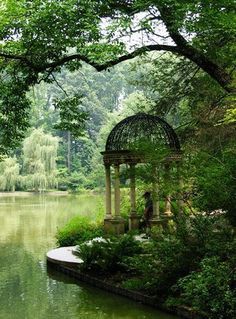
[
  {"left": 0, "top": 41, "right": 234, "bottom": 93},
  {"left": 0, "top": 44, "right": 179, "bottom": 72},
  {"left": 158, "top": 5, "right": 233, "bottom": 93}
]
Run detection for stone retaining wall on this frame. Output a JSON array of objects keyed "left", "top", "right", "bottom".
[{"left": 47, "top": 259, "right": 207, "bottom": 319}]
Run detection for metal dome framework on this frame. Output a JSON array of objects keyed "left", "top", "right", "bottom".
[
  {"left": 101, "top": 113, "right": 183, "bottom": 235},
  {"left": 105, "top": 112, "right": 180, "bottom": 153},
  {"left": 102, "top": 113, "right": 181, "bottom": 165}
]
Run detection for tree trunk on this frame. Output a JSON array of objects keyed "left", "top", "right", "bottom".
[
  {"left": 158, "top": 5, "right": 234, "bottom": 93},
  {"left": 179, "top": 46, "right": 233, "bottom": 92}
]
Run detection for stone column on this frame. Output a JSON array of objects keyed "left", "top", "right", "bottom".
[
  {"left": 104, "top": 163, "right": 124, "bottom": 235},
  {"left": 114, "top": 164, "right": 121, "bottom": 217},
  {"left": 105, "top": 164, "right": 112, "bottom": 219},
  {"left": 165, "top": 195, "right": 172, "bottom": 216},
  {"left": 129, "top": 163, "right": 139, "bottom": 230},
  {"left": 164, "top": 163, "right": 172, "bottom": 216},
  {"left": 109, "top": 163, "right": 125, "bottom": 235}
]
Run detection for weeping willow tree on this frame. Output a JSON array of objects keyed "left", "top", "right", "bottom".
[
  {"left": 0, "top": 157, "right": 20, "bottom": 192},
  {"left": 22, "top": 128, "right": 59, "bottom": 191}
]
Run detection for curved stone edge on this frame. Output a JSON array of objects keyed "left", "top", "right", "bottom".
[
  {"left": 46, "top": 259, "right": 207, "bottom": 319},
  {"left": 46, "top": 246, "right": 83, "bottom": 265}
]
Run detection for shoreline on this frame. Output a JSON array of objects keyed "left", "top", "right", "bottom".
[
  {"left": 0, "top": 191, "right": 69, "bottom": 196},
  {"left": 0, "top": 189, "right": 104, "bottom": 197},
  {"left": 47, "top": 258, "right": 207, "bottom": 319}
]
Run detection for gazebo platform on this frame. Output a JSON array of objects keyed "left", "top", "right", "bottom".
[{"left": 46, "top": 246, "right": 83, "bottom": 267}]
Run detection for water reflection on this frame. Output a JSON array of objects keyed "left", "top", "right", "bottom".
[
  {"left": 0, "top": 194, "right": 177, "bottom": 319},
  {"left": 0, "top": 194, "right": 101, "bottom": 256}
]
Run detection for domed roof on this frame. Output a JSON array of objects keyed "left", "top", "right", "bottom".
[{"left": 105, "top": 112, "right": 180, "bottom": 152}]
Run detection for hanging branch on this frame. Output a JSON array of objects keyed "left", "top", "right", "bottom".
[{"left": 51, "top": 73, "right": 69, "bottom": 97}]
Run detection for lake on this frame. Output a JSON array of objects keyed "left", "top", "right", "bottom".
[{"left": 0, "top": 193, "right": 178, "bottom": 319}]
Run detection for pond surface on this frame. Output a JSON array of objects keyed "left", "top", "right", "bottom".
[{"left": 0, "top": 193, "right": 178, "bottom": 319}]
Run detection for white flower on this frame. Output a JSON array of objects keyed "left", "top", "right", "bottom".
[
  {"left": 91, "top": 237, "right": 108, "bottom": 243},
  {"left": 134, "top": 234, "right": 149, "bottom": 242}
]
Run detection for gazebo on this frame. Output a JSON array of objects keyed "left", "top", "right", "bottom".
[{"left": 101, "top": 112, "right": 182, "bottom": 234}]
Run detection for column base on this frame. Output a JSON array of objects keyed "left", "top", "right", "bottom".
[
  {"left": 163, "top": 211, "right": 173, "bottom": 217},
  {"left": 104, "top": 217, "right": 125, "bottom": 235},
  {"left": 161, "top": 214, "right": 175, "bottom": 230},
  {"left": 150, "top": 218, "right": 162, "bottom": 228},
  {"left": 129, "top": 212, "right": 139, "bottom": 231}
]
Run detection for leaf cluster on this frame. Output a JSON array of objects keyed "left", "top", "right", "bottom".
[
  {"left": 53, "top": 95, "right": 88, "bottom": 138},
  {"left": 75, "top": 234, "right": 143, "bottom": 274},
  {"left": 56, "top": 215, "right": 104, "bottom": 247}
]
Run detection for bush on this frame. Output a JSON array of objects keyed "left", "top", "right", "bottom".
[
  {"left": 75, "top": 234, "right": 143, "bottom": 274},
  {"left": 57, "top": 169, "right": 87, "bottom": 193},
  {"left": 121, "top": 215, "right": 235, "bottom": 297},
  {"left": 192, "top": 149, "right": 236, "bottom": 226},
  {"left": 57, "top": 212, "right": 236, "bottom": 319},
  {"left": 122, "top": 234, "right": 193, "bottom": 296},
  {"left": 167, "top": 257, "right": 236, "bottom": 319},
  {"left": 56, "top": 216, "right": 104, "bottom": 246},
  {"left": 67, "top": 172, "right": 87, "bottom": 193}
]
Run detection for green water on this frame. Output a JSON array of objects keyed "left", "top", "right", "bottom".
[{"left": 0, "top": 193, "right": 178, "bottom": 319}]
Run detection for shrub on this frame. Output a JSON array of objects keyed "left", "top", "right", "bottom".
[
  {"left": 56, "top": 216, "right": 104, "bottom": 246},
  {"left": 167, "top": 257, "right": 236, "bottom": 319},
  {"left": 122, "top": 235, "right": 193, "bottom": 296},
  {"left": 122, "top": 215, "right": 235, "bottom": 297},
  {"left": 192, "top": 149, "right": 236, "bottom": 226},
  {"left": 75, "top": 234, "right": 143, "bottom": 274},
  {"left": 122, "top": 278, "right": 146, "bottom": 291}
]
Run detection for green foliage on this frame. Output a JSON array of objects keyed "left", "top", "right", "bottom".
[
  {"left": 53, "top": 95, "right": 88, "bottom": 138},
  {"left": 121, "top": 215, "right": 235, "bottom": 298},
  {"left": 121, "top": 277, "right": 145, "bottom": 291},
  {"left": 122, "top": 234, "right": 191, "bottom": 296},
  {"left": 26, "top": 62, "right": 136, "bottom": 187},
  {"left": 0, "top": 0, "right": 234, "bottom": 154},
  {"left": 0, "top": 156, "right": 20, "bottom": 191},
  {"left": 0, "top": 54, "right": 34, "bottom": 153},
  {"left": 167, "top": 257, "right": 236, "bottom": 319},
  {"left": 56, "top": 216, "right": 104, "bottom": 247},
  {"left": 75, "top": 234, "right": 143, "bottom": 274},
  {"left": 0, "top": 3, "right": 234, "bottom": 318},
  {"left": 22, "top": 128, "right": 59, "bottom": 191},
  {"left": 192, "top": 148, "right": 236, "bottom": 225},
  {"left": 221, "top": 107, "right": 236, "bottom": 124},
  {"left": 66, "top": 172, "right": 87, "bottom": 193},
  {"left": 122, "top": 92, "right": 155, "bottom": 115},
  {"left": 56, "top": 167, "right": 69, "bottom": 191}
]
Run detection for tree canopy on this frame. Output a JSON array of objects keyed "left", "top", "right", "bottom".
[
  {"left": 0, "top": 0, "right": 235, "bottom": 152},
  {"left": 22, "top": 128, "right": 59, "bottom": 191}
]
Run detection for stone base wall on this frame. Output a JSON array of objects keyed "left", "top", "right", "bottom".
[
  {"left": 104, "top": 218, "right": 125, "bottom": 235},
  {"left": 47, "top": 259, "right": 207, "bottom": 319}
]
